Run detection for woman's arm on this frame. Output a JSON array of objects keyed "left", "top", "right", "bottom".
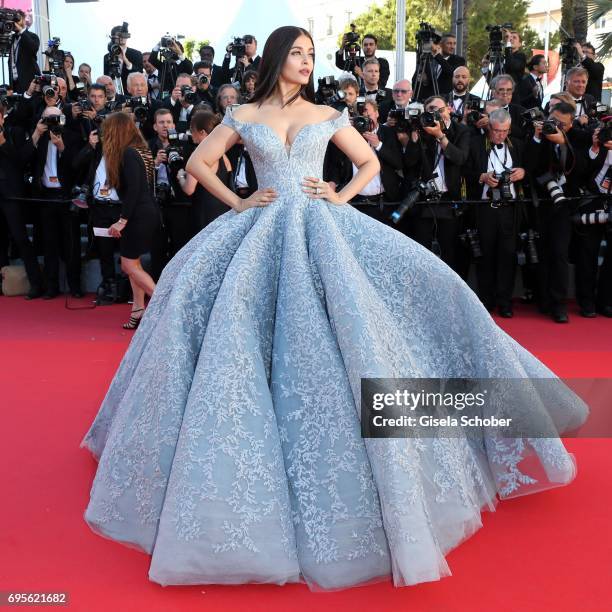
[
  {"left": 326, "top": 126, "right": 380, "bottom": 204},
  {"left": 185, "top": 125, "right": 276, "bottom": 211},
  {"left": 178, "top": 159, "right": 218, "bottom": 196}
]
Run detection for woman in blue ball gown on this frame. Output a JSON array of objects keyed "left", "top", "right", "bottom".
[{"left": 81, "top": 26, "right": 588, "bottom": 591}]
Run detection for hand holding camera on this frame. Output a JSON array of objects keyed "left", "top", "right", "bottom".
[
  {"left": 88, "top": 130, "right": 99, "bottom": 149},
  {"left": 49, "top": 130, "right": 64, "bottom": 152},
  {"left": 155, "top": 149, "right": 168, "bottom": 166}
]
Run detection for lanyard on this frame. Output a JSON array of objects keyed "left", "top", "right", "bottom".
[{"left": 490, "top": 144, "right": 509, "bottom": 170}]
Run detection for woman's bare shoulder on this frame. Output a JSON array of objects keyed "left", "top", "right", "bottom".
[{"left": 231, "top": 103, "right": 258, "bottom": 122}]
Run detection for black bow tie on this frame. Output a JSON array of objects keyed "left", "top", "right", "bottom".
[
  {"left": 574, "top": 99, "right": 583, "bottom": 103},
  {"left": 454, "top": 95, "right": 465, "bottom": 100},
  {"left": 495, "top": 143, "right": 504, "bottom": 149},
  {"left": 366, "top": 90, "right": 378, "bottom": 95}
]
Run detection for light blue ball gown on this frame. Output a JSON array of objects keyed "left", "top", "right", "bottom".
[{"left": 81, "top": 106, "right": 588, "bottom": 591}]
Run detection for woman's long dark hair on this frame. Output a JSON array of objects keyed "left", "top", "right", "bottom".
[{"left": 249, "top": 26, "right": 315, "bottom": 108}]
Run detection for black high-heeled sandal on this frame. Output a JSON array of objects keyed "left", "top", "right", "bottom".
[{"left": 123, "top": 307, "right": 144, "bottom": 330}]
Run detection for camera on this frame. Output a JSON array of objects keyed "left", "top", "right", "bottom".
[
  {"left": 388, "top": 108, "right": 411, "bottom": 132},
  {"left": 517, "top": 229, "right": 539, "bottom": 265},
  {"left": 35, "top": 73, "right": 57, "bottom": 88},
  {"left": 316, "top": 76, "right": 347, "bottom": 106},
  {"left": 0, "top": 7, "right": 19, "bottom": 53},
  {"left": 571, "top": 210, "right": 612, "bottom": 226},
  {"left": 352, "top": 116, "right": 373, "bottom": 134},
  {"left": 466, "top": 98, "right": 487, "bottom": 125},
  {"left": 0, "top": 87, "right": 21, "bottom": 110},
  {"left": 416, "top": 22, "right": 441, "bottom": 55},
  {"left": 420, "top": 109, "right": 442, "bottom": 128},
  {"left": 598, "top": 121, "right": 612, "bottom": 145},
  {"left": 124, "top": 96, "right": 149, "bottom": 121},
  {"left": 229, "top": 36, "right": 246, "bottom": 58},
  {"left": 71, "top": 184, "right": 90, "bottom": 211},
  {"left": 341, "top": 24, "right": 361, "bottom": 71},
  {"left": 42, "top": 113, "right": 66, "bottom": 135},
  {"left": 559, "top": 36, "right": 579, "bottom": 67},
  {"left": 155, "top": 182, "right": 172, "bottom": 206},
  {"left": 459, "top": 228, "right": 483, "bottom": 258},
  {"left": 521, "top": 106, "right": 545, "bottom": 126},
  {"left": 160, "top": 34, "right": 175, "bottom": 49},
  {"left": 344, "top": 23, "right": 360, "bottom": 46},
  {"left": 196, "top": 73, "right": 209, "bottom": 86},
  {"left": 42, "top": 85, "right": 57, "bottom": 98},
  {"left": 491, "top": 170, "right": 514, "bottom": 201},
  {"left": 44, "top": 37, "right": 65, "bottom": 74},
  {"left": 542, "top": 118, "right": 562, "bottom": 136},
  {"left": 79, "top": 99, "right": 93, "bottom": 112},
  {"left": 390, "top": 177, "right": 441, "bottom": 225},
  {"left": 180, "top": 85, "right": 197, "bottom": 105},
  {"left": 537, "top": 172, "right": 567, "bottom": 205},
  {"left": 166, "top": 128, "right": 185, "bottom": 173}
]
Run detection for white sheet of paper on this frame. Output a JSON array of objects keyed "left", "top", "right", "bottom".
[{"left": 93, "top": 227, "right": 113, "bottom": 237}]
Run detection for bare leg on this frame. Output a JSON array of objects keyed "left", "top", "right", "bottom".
[{"left": 121, "top": 256, "right": 156, "bottom": 297}]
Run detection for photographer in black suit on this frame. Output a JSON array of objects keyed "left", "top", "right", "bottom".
[
  {"left": 465, "top": 108, "right": 526, "bottom": 317},
  {"left": 573, "top": 127, "right": 612, "bottom": 317},
  {"left": 23, "top": 106, "right": 81, "bottom": 298},
  {"left": 221, "top": 35, "right": 261, "bottom": 85},
  {"left": 564, "top": 66, "right": 596, "bottom": 128},
  {"left": 526, "top": 102, "right": 590, "bottom": 322},
  {"left": 327, "top": 99, "right": 402, "bottom": 225},
  {"left": 162, "top": 74, "right": 196, "bottom": 133},
  {"left": 411, "top": 38, "right": 455, "bottom": 101},
  {"left": 8, "top": 9, "right": 40, "bottom": 94},
  {"left": 335, "top": 33, "right": 390, "bottom": 89},
  {"left": 193, "top": 62, "right": 217, "bottom": 111},
  {"left": 438, "top": 33, "right": 466, "bottom": 94},
  {"left": 361, "top": 59, "right": 392, "bottom": 105},
  {"left": 518, "top": 55, "right": 547, "bottom": 110},
  {"left": 148, "top": 38, "right": 193, "bottom": 99},
  {"left": 198, "top": 45, "right": 226, "bottom": 88},
  {"left": 102, "top": 24, "right": 143, "bottom": 93},
  {"left": 0, "top": 102, "right": 43, "bottom": 298},
  {"left": 503, "top": 30, "right": 527, "bottom": 102},
  {"left": 575, "top": 42, "right": 605, "bottom": 101},
  {"left": 403, "top": 95, "right": 471, "bottom": 275},
  {"left": 449, "top": 66, "right": 480, "bottom": 121},
  {"left": 490, "top": 74, "right": 526, "bottom": 139}
]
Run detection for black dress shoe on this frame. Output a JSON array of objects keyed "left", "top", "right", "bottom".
[
  {"left": 71, "top": 290, "right": 84, "bottom": 298},
  {"left": 24, "top": 286, "right": 43, "bottom": 300},
  {"left": 42, "top": 290, "right": 59, "bottom": 300},
  {"left": 597, "top": 306, "right": 612, "bottom": 318},
  {"left": 498, "top": 307, "right": 514, "bottom": 318},
  {"left": 552, "top": 310, "right": 569, "bottom": 323},
  {"left": 579, "top": 308, "right": 597, "bottom": 318}
]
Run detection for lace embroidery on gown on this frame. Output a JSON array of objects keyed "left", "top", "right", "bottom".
[{"left": 81, "top": 104, "right": 588, "bottom": 591}]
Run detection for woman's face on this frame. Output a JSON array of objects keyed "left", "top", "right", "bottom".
[
  {"left": 64, "top": 55, "right": 74, "bottom": 72},
  {"left": 280, "top": 33, "right": 314, "bottom": 87},
  {"left": 191, "top": 129, "right": 208, "bottom": 145},
  {"left": 245, "top": 77, "right": 256, "bottom": 94}
]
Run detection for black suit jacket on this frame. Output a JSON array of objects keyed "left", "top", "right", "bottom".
[
  {"left": 334, "top": 53, "right": 391, "bottom": 89},
  {"left": 103, "top": 47, "right": 144, "bottom": 92},
  {"left": 0, "top": 126, "right": 28, "bottom": 196},
  {"left": 525, "top": 128, "right": 589, "bottom": 199},
  {"left": 582, "top": 57, "right": 605, "bottom": 101},
  {"left": 518, "top": 74, "right": 544, "bottom": 110},
  {"left": 210, "top": 63, "right": 226, "bottom": 88},
  {"left": 404, "top": 121, "right": 471, "bottom": 199},
  {"left": 587, "top": 147, "right": 612, "bottom": 194},
  {"left": 438, "top": 54, "right": 466, "bottom": 94},
  {"left": 9, "top": 29, "right": 40, "bottom": 93},
  {"left": 465, "top": 134, "right": 525, "bottom": 200},
  {"left": 24, "top": 130, "right": 79, "bottom": 197},
  {"left": 226, "top": 144, "right": 257, "bottom": 195},
  {"left": 325, "top": 123, "right": 403, "bottom": 201},
  {"left": 411, "top": 54, "right": 454, "bottom": 101},
  {"left": 161, "top": 97, "right": 194, "bottom": 131},
  {"left": 504, "top": 50, "right": 527, "bottom": 92},
  {"left": 149, "top": 49, "right": 193, "bottom": 95},
  {"left": 221, "top": 54, "right": 261, "bottom": 84},
  {"left": 448, "top": 92, "right": 481, "bottom": 119}
]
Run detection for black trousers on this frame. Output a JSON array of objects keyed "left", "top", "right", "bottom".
[
  {"left": 535, "top": 203, "right": 571, "bottom": 310},
  {"left": 411, "top": 202, "right": 464, "bottom": 278},
  {"left": 573, "top": 221, "right": 612, "bottom": 310},
  {"left": 351, "top": 200, "right": 395, "bottom": 226},
  {"left": 0, "top": 193, "right": 43, "bottom": 288},
  {"left": 150, "top": 204, "right": 195, "bottom": 282},
  {"left": 475, "top": 203, "right": 517, "bottom": 309},
  {"left": 90, "top": 200, "right": 121, "bottom": 281},
  {"left": 39, "top": 195, "right": 82, "bottom": 292}
]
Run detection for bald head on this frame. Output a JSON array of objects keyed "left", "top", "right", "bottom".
[
  {"left": 392, "top": 79, "right": 412, "bottom": 107},
  {"left": 452, "top": 66, "right": 470, "bottom": 93}
]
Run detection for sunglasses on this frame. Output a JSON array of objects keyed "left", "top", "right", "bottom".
[{"left": 393, "top": 89, "right": 410, "bottom": 94}]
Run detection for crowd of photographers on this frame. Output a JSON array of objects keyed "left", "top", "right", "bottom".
[{"left": 0, "top": 9, "right": 610, "bottom": 324}]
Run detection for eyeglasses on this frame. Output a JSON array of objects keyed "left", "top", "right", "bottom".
[
  {"left": 495, "top": 88, "right": 513, "bottom": 93},
  {"left": 393, "top": 89, "right": 410, "bottom": 94},
  {"left": 220, "top": 95, "right": 236, "bottom": 101}
]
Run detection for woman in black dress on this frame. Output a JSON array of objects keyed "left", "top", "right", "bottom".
[
  {"left": 105, "top": 113, "right": 158, "bottom": 329},
  {"left": 177, "top": 110, "right": 232, "bottom": 232}
]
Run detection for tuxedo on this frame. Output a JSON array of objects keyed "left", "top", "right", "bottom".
[
  {"left": 518, "top": 73, "right": 545, "bottom": 109},
  {"left": 582, "top": 57, "right": 605, "bottom": 101},
  {"left": 438, "top": 54, "right": 466, "bottom": 94},
  {"left": 334, "top": 52, "right": 391, "bottom": 89},
  {"left": 465, "top": 134, "right": 525, "bottom": 311},
  {"left": 103, "top": 47, "right": 143, "bottom": 92},
  {"left": 448, "top": 92, "right": 480, "bottom": 118},
  {"left": 227, "top": 144, "right": 257, "bottom": 196},
  {"left": 161, "top": 97, "right": 194, "bottom": 132},
  {"left": 363, "top": 87, "right": 392, "bottom": 107},
  {"left": 573, "top": 147, "right": 612, "bottom": 312},
  {"left": 499, "top": 103, "right": 527, "bottom": 139},
  {"left": 403, "top": 121, "right": 471, "bottom": 275},
  {"left": 525, "top": 129, "right": 590, "bottom": 314},
  {"left": 8, "top": 29, "right": 40, "bottom": 93},
  {"left": 209, "top": 63, "right": 226, "bottom": 88}
]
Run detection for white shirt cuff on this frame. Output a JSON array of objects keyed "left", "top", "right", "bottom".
[
  {"left": 375, "top": 142, "right": 383, "bottom": 152},
  {"left": 589, "top": 147, "right": 599, "bottom": 159}
]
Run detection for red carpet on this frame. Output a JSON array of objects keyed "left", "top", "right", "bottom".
[{"left": 1, "top": 296, "right": 610, "bottom": 612}]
